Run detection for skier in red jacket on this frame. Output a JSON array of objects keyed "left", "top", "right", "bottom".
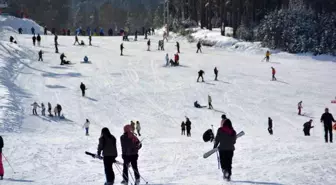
[{"left": 271, "top": 67, "right": 277, "bottom": 81}]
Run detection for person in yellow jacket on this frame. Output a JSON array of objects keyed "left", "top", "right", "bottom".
[{"left": 265, "top": 50, "right": 271, "bottom": 62}]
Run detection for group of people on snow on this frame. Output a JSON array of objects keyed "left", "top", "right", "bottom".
[
  {"left": 31, "top": 102, "right": 62, "bottom": 117},
  {"left": 181, "top": 117, "right": 192, "bottom": 137}
]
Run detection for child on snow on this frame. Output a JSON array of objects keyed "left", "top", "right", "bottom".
[
  {"left": 181, "top": 121, "right": 186, "bottom": 135},
  {"left": 41, "top": 103, "right": 45, "bottom": 116},
  {"left": 208, "top": 95, "right": 213, "bottom": 109},
  {"left": 298, "top": 101, "right": 303, "bottom": 115},
  {"left": 303, "top": 119, "right": 314, "bottom": 136},
  {"left": 83, "top": 119, "right": 90, "bottom": 136}
]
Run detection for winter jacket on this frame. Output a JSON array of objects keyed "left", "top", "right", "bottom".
[
  {"left": 97, "top": 135, "right": 118, "bottom": 157},
  {"left": 321, "top": 112, "right": 335, "bottom": 126},
  {"left": 80, "top": 83, "right": 86, "bottom": 91},
  {"left": 198, "top": 70, "right": 204, "bottom": 76},
  {"left": 165, "top": 55, "right": 169, "bottom": 62},
  {"left": 214, "top": 125, "right": 236, "bottom": 151},
  {"left": 83, "top": 121, "right": 90, "bottom": 128},
  {"left": 303, "top": 121, "right": 313, "bottom": 131},
  {"left": 57, "top": 104, "right": 62, "bottom": 112},
  {"left": 268, "top": 118, "right": 273, "bottom": 129},
  {"left": 120, "top": 133, "right": 141, "bottom": 156},
  {"left": 174, "top": 54, "right": 179, "bottom": 61},
  {"left": 48, "top": 103, "right": 52, "bottom": 110},
  {"left": 186, "top": 119, "right": 191, "bottom": 130},
  {"left": 181, "top": 122, "right": 186, "bottom": 130},
  {"left": 220, "top": 119, "right": 227, "bottom": 127},
  {"left": 208, "top": 96, "right": 212, "bottom": 103},
  {"left": 37, "top": 35, "right": 41, "bottom": 42},
  {"left": 120, "top": 44, "right": 124, "bottom": 50},
  {"left": 272, "top": 68, "right": 276, "bottom": 75},
  {"left": 31, "top": 102, "right": 40, "bottom": 109},
  {"left": 197, "top": 42, "right": 201, "bottom": 48},
  {"left": 39, "top": 51, "right": 43, "bottom": 57},
  {"left": 0, "top": 136, "right": 3, "bottom": 153},
  {"left": 298, "top": 102, "right": 302, "bottom": 109},
  {"left": 214, "top": 68, "right": 218, "bottom": 74},
  {"left": 266, "top": 51, "right": 270, "bottom": 57},
  {"left": 136, "top": 122, "right": 141, "bottom": 131}
]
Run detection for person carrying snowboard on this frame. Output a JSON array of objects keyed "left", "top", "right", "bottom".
[
  {"left": 41, "top": 103, "right": 46, "bottom": 116},
  {"left": 74, "top": 34, "right": 80, "bottom": 45},
  {"left": 38, "top": 50, "right": 43, "bottom": 61},
  {"left": 197, "top": 70, "right": 205, "bottom": 82},
  {"left": 303, "top": 119, "right": 314, "bottom": 136},
  {"left": 147, "top": 39, "right": 151, "bottom": 51},
  {"left": 136, "top": 121, "right": 141, "bottom": 136},
  {"left": 120, "top": 43, "right": 124, "bottom": 56},
  {"left": 271, "top": 67, "right": 277, "bottom": 81},
  {"left": 214, "top": 67, "right": 218, "bottom": 81},
  {"left": 176, "top": 42, "right": 180, "bottom": 53},
  {"left": 80, "top": 82, "right": 86, "bottom": 97},
  {"left": 181, "top": 121, "right": 186, "bottom": 135},
  {"left": 0, "top": 135, "right": 4, "bottom": 180},
  {"left": 97, "top": 127, "right": 118, "bottom": 185},
  {"left": 208, "top": 95, "right": 213, "bottom": 109},
  {"left": 213, "top": 119, "right": 236, "bottom": 181},
  {"left": 31, "top": 102, "right": 40, "bottom": 115},
  {"left": 32, "top": 34, "right": 36, "bottom": 46},
  {"left": 268, "top": 117, "right": 273, "bottom": 135},
  {"left": 298, "top": 101, "right": 303, "bottom": 115},
  {"left": 83, "top": 119, "right": 90, "bottom": 136},
  {"left": 48, "top": 102, "right": 52, "bottom": 116},
  {"left": 121, "top": 125, "right": 142, "bottom": 185},
  {"left": 265, "top": 50, "right": 270, "bottom": 62},
  {"left": 320, "top": 108, "right": 336, "bottom": 143},
  {"left": 36, "top": 34, "right": 41, "bottom": 46},
  {"left": 196, "top": 41, "right": 202, "bottom": 53},
  {"left": 186, "top": 117, "right": 192, "bottom": 137}
]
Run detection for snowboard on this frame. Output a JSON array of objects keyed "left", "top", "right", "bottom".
[
  {"left": 203, "top": 131, "right": 245, "bottom": 159},
  {"left": 85, "top": 151, "right": 123, "bottom": 165}
]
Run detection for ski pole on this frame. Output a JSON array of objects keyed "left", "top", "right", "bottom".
[
  {"left": 139, "top": 174, "right": 149, "bottom": 184},
  {"left": 2, "top": 153, "right": 16, "bottom": 173},
  {"left": 128, "top": 167, "right": 135, "bottom": 185}
]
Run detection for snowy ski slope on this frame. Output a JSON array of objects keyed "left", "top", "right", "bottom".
[{"left": 1, "top": 17, "right": 336, "bottom": 185}]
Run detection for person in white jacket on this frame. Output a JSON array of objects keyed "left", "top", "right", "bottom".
[
  {"left": 165, "top": 53, "right": 169, "bottom": 66},
  {"left": 41, "top": 103, "right": 46, "bottom": 116},
  {"left": 31, "top": 102, "right": 40, "bottom": 115},
  {"left": 83, "top": 119, "right": 90, "bottom": 136},
  {"left": 136, "top": 121, "right": 141, "bottom": 136},
  {"left": 208, "top": 95, "right": 213, "bottom": 109}
]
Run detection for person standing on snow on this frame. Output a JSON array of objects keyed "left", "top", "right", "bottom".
[
  {"left": 320, "top": 108, "right": 336, "bottom": 143},
  {"left": 298, "top": 101, "right": 303, "bottom": 115},
  {"left": 265, "top": 50, "right": 271, "bottom": 62},
  {"left": 214, "top": 67, "right": 218, "bottom": 81},
  {"left": 165, "top": 53, "right": 169, "bottom": 66},
  {"left": 36, "top": 34, "right": 41, "bottom": 46},
  {"left": 147, "top": 39, "right": 151, "bottom": 51},
  {"left": 89, "top": 34, "right": 92, "bottom": 46},
  {"left": 136, "top": 121, "right": 141, "bottom": 136},
  {"left": 181, "top": 121, "right": 186, "bottom": 135},
  {"left": 48, "top": 102, "right": 52, "bottom": 116},
  {"left": 221, "top": 114, "right": 227, "bottom": 127},
  {"left": 0, "top": 135, "right": 3, "bottom": 180},
  {"left": 31, "top": 102, "right": 40, "bottom": 115},
  {"left": 44, "top": 26, "right": 48, "bottom": 35},
  {"left": 176, "top": 42, "right": 180, "bottom": 53},
  {"left": 80, "top": 82, "right": 86, "bottom": 97},
  {"left": 197, "top": 70, "right": 205, "bottom": 82},
  {"left": 54, "top": 34, "right": 59, "bottom": 53},
  {"left": 31, "top": 27, "right": 35, "bottom": 35},
  {"left": 56, "top": 104, "right": 62, "bottom": 117},
  {"left": 134, "top": 30, "right": 138, "bottom": 41},
  {"left": 121, "top": 125, "right": 142, "bottom": 185},
  {"left": 196, "top": 41, "right": 202, "bottom": 53},
  {"left": 32, "top": 34, "right": 36, "bottom": 46},
  {"left": 41, "top": 103, "right": 46, "bottom": 116},
  {"left": 74, "top": 34, "right": 80, "bottom": 45},
  {"left": 303, "top": 119, "right": 314, "bottom": 136},
  {"left": 186, "top": 117, "right": 192, "bottom": 137},
  {"left": 213, "top": 119, "right": 236, "bottom": 181},
  {"left": 271, "top": 67, "right": 277, "bottom": 81},
  {"left": 38, "top": 50, "right": 43, "bottom": 61},
  {"left": 83, "top": 119, "right": 90, "bottom": 136},
  {"left": 208, "top": 95, "right": 213, "bottom": 109},
  {"left": 130, "top": 121, "right": 136, "bottom": 134},
  {"left": 268, "top": 117, "right": 273, "bottom": 135},
  {"left": 97, "top": 128, "right": 118, "bottom": 185},
  {"left": 120, "top": 43, "right": 124, "bottom": 56}
]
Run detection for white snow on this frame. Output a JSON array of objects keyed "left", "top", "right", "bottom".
[{"left": 0, "top": 17, "right": 336, "bottom": 185}]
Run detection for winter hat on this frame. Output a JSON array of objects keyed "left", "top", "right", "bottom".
[{"left": 221, "top": 114, "right": 226, "bottom": 119}]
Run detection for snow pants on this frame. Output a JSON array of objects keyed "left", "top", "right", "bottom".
[
  {"left": 298, "top": 108, "right": 301, "bottom": 115},
  {"left": 103, "top": 156, "right": 116, "bottom": 184},
  {"left": 33, "top": 108, "right": 37, "bottom": 115},
  {"left": 324, "top": 124, "right": 333, "bottom": 142},
  {"left": 122, "top": 154, "right": 140, "bottom": 183},
  {"left": 197, "top": 75, "right": 204, "bottom": 82},
  {"left": 137, "top": 129, "right": 141, "bottom": 136},
  {"left": 187, "top": 128, "right": 191, "bottom": 137},
  {"left": 303, "top": 129, "right": 310, "bottom": 136},
  {"left": 181, "top": 129, "right": 185, "bottom": 135},
  {"left": 215, "top": 73, "right": 218, "bottom": 81},
  {"left": 196, "top": 48, "right": 202, "bottom": 53},
  {"left": 81, "top": 89, "right": 85, "bottom": 97},
  {"left": 219, "top": 150, "right": 234, "bottom": 178},
  {"left": 0, "top": 153, "right": 4, "bottom": 177},
  {"left": 208, "top": 102, "right": 213, "bottom": 109},
  {"left": 85, "top": 128, "right": 89, "bottom": 135}
]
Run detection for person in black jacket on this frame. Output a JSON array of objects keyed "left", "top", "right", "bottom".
[
  {"left": 185, "top": 117, "right": 192, "bottom": 137},
  {"left": 121, "top": 125, "right": 142, "bottom": 185},
  {"left": 196, "top": 41, "right": 202, "bottom": 53},
  {"left": 18, "top": 28, "right": 23, "bottom": 34},
  {"left": 303, "top": 119, "right": 314, "bottom": 136},
  {"left": 54, "top": 34, "right": 59, "bottom": 53},
  {"left": 197, "top": 70, "right": 205, "bottom": 82},
  {"left": 120, "top": 43, "right": 124, "bottom": 56},
  {"left": 36, "top": 34, "right": 41, "bottom": 46},
  {"left": 203, "top": 129, "right": 214, "bottom": 142},
  {"left": 56, "top": 104, "right": 62, "bottom": 117},
  {"left": 74, "top": 35, "right": 80, "bottom": 45},
  {"left": 10, "top": 36, "right": 14, "bottom": 43},
  {"left": 80, "top": 82, "right": 86, "bottom": 97},
  {"left": 181, "top": 121, "right": 186, "bottom": 135},
  {"left": 176, "top": 42, "right": 180, "bottom": 53},
  {"left": 214, "top": 119, "right": 236, "bottom": 181},
  {"left": 214, "top": 67, "right": 218, "bottom": 81},
  {"left": 320, "top": 108, "right": 335, "bottom": 143},
  {"left": 147, "top": 39, "right": 151, "bottom": 51},
  {"left": 38, "top": 50, "right": 43, "bottom": 61},
  {"left": 32, "top": 34, "right": 36, "bottom": 46},
  {"left": 97, "top": 128, "right": 118, "bottom": 185},
  {"left": 268, "top": 117, "right": 273, "bottom": 135},
  {"left": 0, "top": 135, "right": 3, "bottom": 180},
  {"left": 60, "top": 53, "right": 66, "bottom": 65}
]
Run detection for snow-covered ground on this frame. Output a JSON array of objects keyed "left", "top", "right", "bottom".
[{"left": 1, "top": 17, "right": 336, "bottom": 185}]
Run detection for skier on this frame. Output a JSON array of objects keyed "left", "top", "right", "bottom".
[
  {"left": 32, "top": 34, "right": 36, "bottom": 46},
  {"left": 83, "top": 119, "right": 90, "bottom": 136},
  {"left": 213, "top": 119, "right": 236, "bottom": 181},
  {"left": 44, "top": 26, "right": 48, "bottom": 35},
  {"left": 54, "top": 34, "right": 59, "bottom": 53},
  {"left": 303, "top": 119, "right": 314, "bottom": 136},
  {"left": 60, "top": 53, "right": 66, "bottom": 65},
  {"left": 37, "top": 50, "right": 43, "bottom": 61},
  {"left": 10, "top": 36, "right": 14, "bottom": 43},
  {"left": 181, "top": 121, "right": 186, "bottom": 135},
  {"left": 320, "top": 108, "right": 336, "bottom": 143},
  {"left": 265, "top": 50, "right": 270, "bottom": 62},
  {"left": 136, "top": 121, "right": 141, "bottom": 136},
  {"left": 89, "top": 34, "right": 92, "bottom": 46},
  {"left": 208, "top": 95, "right": 213, "bottom": 109},
  {"left": 214, "top": 67, "right": 218, "bottom": 81},
  {"left": 221, "top": 114, "right": 227, "bottom": 127},
  {"left": 147, "top": 39, "right": 151, "bottom": 51},
  {"left": 298, "top": 101, "right": 303, "bottom": 115},
  {"left": 268, "top": 117, "right": 273, "bottom": 135},
  {"left": 97, "top": 127, "right": 118, "bottom": 185},
  {"left": 36, "top": 34, "right": 41, "bottom": 46},
  {"left": 134, "top": 30, "right": 138, "bottom": 41},
  {"left": 197, "top": 70, "right": 205, "bottom": 82},
  {"left": 176, "top": 42, "right": 180, "bottom": 53},
  {"left": 0, "top": 135, "right": 3, "bottom": 180},
  {"left": 186, "top": 117, "right": 192, "bottom": 137},
  {"left": 31, "top": 102, "right": 40, "bottom": 115},
  {"left": 203, "top": 129, "right": 214, "bottom": 142},
  {"left": 48, "top": 102, "right": 52, "bottom": 116},
  {"left": 120, "top": 43, "right": 124, "bottom": 56},
  {"left": 41, "top": 103, "right": 46, "bottom": 116},
  {"left": 196, "top": 41, "right": 202, "bottom": 53},
  {"left": 271, "top": 67, "right": 277, "bottom": 81},
  {"left": 194, "top": 101, "right": 202, "bottom": 108},
  {"left": 165, "top": 53, "right": 169, "bottom": 66},
  {"left": 31, "top": 27, "right": 35, "bottom": 35},
  {"left": 18, "top": 27, "right": 23, "bottom": 34},
  {"left": 121, "top": 125, "right": 142, "bottom": 185},
  {"left": 74, "top": 34, "right": 80, "bottom": 45},
  {"left": 80, "top": 82, "right": 86, "bottom": 97}
]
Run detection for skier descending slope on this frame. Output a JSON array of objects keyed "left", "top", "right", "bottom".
[
  {"left": 213, "top": 119, "right": 236, "bottom": 181},
  {"left": 121, "top": 125, "right": 142, "bottom": 185},
  {"left": 97, "top": 128, "right": 118, "bottom": 185}
]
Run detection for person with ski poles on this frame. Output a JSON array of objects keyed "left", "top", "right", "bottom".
[
  {"left": 298, "top": 101, "right": 303, "bottom": 115},
  {"left": 271, "top": 67, "right": 277, "bottom": 81},
  {"left": 121, "top": 125, "right": 142, "bottom": 185},
  {"left": 213, "top": 119, "right": 236, "bottom": 181},
  {"left": 96, "top": 127, "right": 118, "bottom": 185},
  {"left": 83, "top": 119, "right": 90, "bottom": 136},
  {"left": 0, "top": 135, "right": 4, "bottom": 180}
]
